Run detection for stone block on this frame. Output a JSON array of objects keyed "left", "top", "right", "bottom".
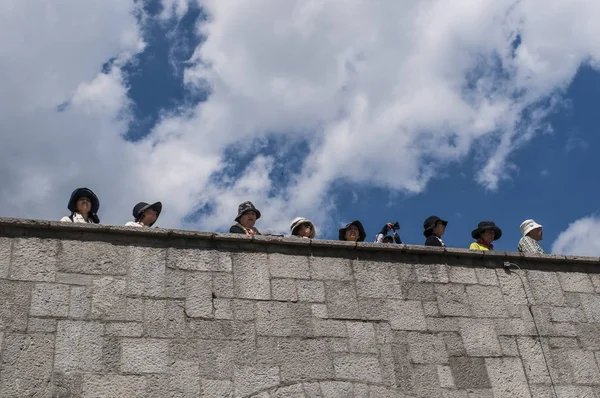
[
  {"left": 0, "top": 237, "right": 10, "bottom": 279},
  {"left": 449, "top": 357, "right": 491, "bottom": 389},
  {"left": 426, "top": 317, "right": 459, "bottom": 332},
  {"left": 127, "top": 247, "right": 166, "bottom": 297},
  {"left": 121, "top": 338, "right": 168, "bottom": 373},
  {"left": 405, "top": 281, "right": 437, "bottom": 301},
  {"left": 167, "top": 248, "right": 232, "bottom": 272},
  {"left": 0, "top": 333, "right": 54, "bottom": 397},
  {"left": 324, "top": 281, "right": 359, "bottom": 319},
  {"left": 358, "top": 298, "right": 389, "bottom": 320},
  {"left": 499, "top": 336, "right": 519, "bottom": 356},
  {"left": 30, "top": 283, "right": 70, "bottom": 317},
  {"left": 354, "top": 261, "right": 403, "bottom": 299},
  {"left": 200, "top": 379, "right": 233, "bottom": 397},
  {"left": 441, "top": 332, "right": 466, "bottom": 357},
  {"left": 144, "top": 299, "right": 187, "bottom": 338},
  {"left": 485, "top": 357, "right": 532, "bottom": 398},
  {"left": 388, "top": 300, "right": 427, "bottom": 331},
  {"left": 69, "top": 286, "right": 92, "bottom": 318},
  {"left": 213, "top": 272, "right": 234, "bottom": 298},
  {"left": 319, "top": 381, "right": 353, "bottom": 397},
  {"left": 52, "top": 371, "right": 84, "bottom": 398},
  {"left": 527, "top": 270, "right": 565, "bottom": 306},
  {"left": 310, "top": 256, "right": 353, "bottom": 281},
  {"left": 105, "top": 322, "right": 144, "bottom": 337},
  {"left": 347, "top": 321, "right": 378, "bottom": 353},
  {"left": 333, "top": 354, "right": 383, "bottom": 383},
  {"left": 27, "top": 317, "right": 57, "bottom": 332},
  {"left": 516, "top": 336, "right": 552, "bottom": 384},
  {"left": 551, "top": 306, "right": 586, "bottom": 323},
  {"left": 580, "top": 294, "right": 600, "bottom": 323},
  {"left": 475, "top": 268, "right": 498, "bottom": 286},
  {"left": 278, "top": 338, "right": 334, "bottom": 382},
  {"left": 271, "top": 278, "right": 298, "bottom": 301},
  {"left": 577, "top": 324, "right": 600, "bottom": 350},
  {"left": 256, "top": 301, "right": 312, "bottom": 337},
  {"left": 407, "top": 332, "right": 449, "bottom": 364},
  {"left": 55, "top": 320, "right": 105, "bottom": 371},
  {"left": 10, "top": 237, "right": 57, "bottom": 281},
  {"left": 233, "top": 252, "right": 270, "bottom": 300},
  {"left": 438, "top": 365, "right": 455, "bottom": 388},
  {"left": 312, "top": 319, "right": 347, "bottom": 337},
  {"left": 91, "top": 276, "right": 127, "bottom": 320},
  {"left": 459, "top": 319, "right": 501, "bottom": 357},
  {"left": 233, "top": 365, "right": 280, "bottom": 397},
  {"left": 414, "top": 264, "right": 449, "bottom": 283},
  {"left": 466, "top": 285, "right": 508, "bottom": 318},
  {"left": 190, "top": 339, "right": 236, "bottom": 378},
  {"left": 185, "top": 272, "right": 213, "bottom": 318},
  {"left": 497, "top": 268, "right": 531, "bottom": 307},
  {"left": 164, "top": 268, "right": 187, "bottom": 298},
  {"left": 410, "top": 364, "right": 443, "bottom": 398},
  {"left": 569, "top": 350, "right": 600, "bottom": 384},
  {"left": 448, "top": 266, "right": 478, "bottom": 284},
  {"left": 272, "top": 384, "right": 305, "bottom": 397},
  {"left": 269, "top": 253, "right": 310, "bottom": 279},
  {"left": 169, "top": 360, "right": 200, "bottom": 396},
  {"left": 58, "top": 240, "right": 127, "bottom": 275},
  {"left": 82, "top": 374, "right": 147, "bottom": 398},
  {"left": 56, "top": 272, "right": 94, "bottom": 285},
  {"left": 303, "top": 383, "right": 323, "bottom": 397},
  {"left": 466, "top": 390, "right": 494, "bottom": 398},
  {"left": 558, "top": 272, "right": 594, "bottom": 293},
  {"left": 0, "top": 280, "right": 31, "bottom": 332},
  {"left": 435, "top": 284, "right": 471, "bottom": 317},
  {"left": 189, "top": 319, "right": 255, "bottom": 341},
  {"left": 297, "top": 280, "right": 325, "bottom": 302},
  {"left": 232, "top": 299, "right": 256, "bottom": 321},
  {"left": 214, "top": 298, "right": 233, "bottom": 319}
]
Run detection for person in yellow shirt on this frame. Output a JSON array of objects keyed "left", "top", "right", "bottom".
[{"left": 469, "top": 221, "right": 502, "bottom": 251}]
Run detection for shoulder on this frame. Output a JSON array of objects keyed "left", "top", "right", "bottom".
[
  {"left": 469, "top": 242, "right": 480, "bottom": 250},
  {"left": 229, "top": 225, "right": 244, "bottom": 234},
  {"left": 125, "top": 221, "right": 141, "bottom": 227},
  {"left": 60, "top": 216, "right": 72, "bottom": 222},
  {"left": 425, "top": 236, "right": 440, "bottom": 246}
]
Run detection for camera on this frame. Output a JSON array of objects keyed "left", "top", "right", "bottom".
[{"left": 391, "top": 222, "right": 400, "bottom": 230}]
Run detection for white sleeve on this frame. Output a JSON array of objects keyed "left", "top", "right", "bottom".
[
  {"left": 124, "top": 221, "right": 142, "bottom": 227},
  {"left": 60, "top": 216, "right": 72, "bottom": 222}
]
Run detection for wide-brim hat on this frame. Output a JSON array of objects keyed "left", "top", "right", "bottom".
[
  {"left": 423, "top": 216, "right": 448, "bottom": 237},
  {"left": 338, "top": 220, "right": 366, "bottom": 242},
  {"left": 290, "top": 217, "right": 316, "bottom": 239},
  {"left": 520, "top": 219, "right": 542, "bottom": 237},
  {"left": 133, "top": 202, "right": 162, "bottom": 226},
  {"left": 471, "top": 221, "right": 502, "bottom": 240},
  {"left": 235, "top": 201, "right": 261, "bottom": 223},
  {"left": 67, "top": 188, "right": 99, "bottom": 214}
]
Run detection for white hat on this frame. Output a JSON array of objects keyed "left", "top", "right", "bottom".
[
  {"left": 290, "top": 217, "right": 316, "bottom": 239},
  {"left": 520, "top": 219, "right": 542, "bottom": 236}
]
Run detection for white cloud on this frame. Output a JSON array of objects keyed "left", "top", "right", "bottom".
[
  {"left": 1, "top": 0, "right": 600, "bottom": 234},
  {"left": 552, "top": 216, "right": 600, "bottom": 256}
]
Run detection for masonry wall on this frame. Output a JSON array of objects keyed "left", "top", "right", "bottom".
[{"left": 1, "top": 218, "right": 600, "bottom": 398}]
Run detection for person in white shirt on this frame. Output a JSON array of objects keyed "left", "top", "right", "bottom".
[
  {"left": 125, "top": 202, "right": 162, "bottom": 227},
  {"left": 518, "top": 219, "right": 545, "bottom": 254},
  {"left": 60, "top": 188, "right": 100, "bottom": 224}
]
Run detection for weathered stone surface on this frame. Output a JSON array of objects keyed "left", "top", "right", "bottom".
[
  {"left": 310, "top": 257, "right": 353, "bottom": 281},
  {"left": 82, "top": 374, "right": 147, "bottom": 398},
  {"left": 449, "top": 357, "right": 491, "bottom": 389},
  {"left": 55, "top": 320, "right": 105, "bottom": 372},
  {"left": 324, "top": 281, "right": 360, "bottom": 319},
  {"left": 485, "top": 357, "right": 532, "bottom": 398},
  {"left": 0, "top": 333, "right": 54, "bottom": 397},
  {"left": 354, "top": 261, "right": 403, "bottom": 299},
  {"left": 30, "top": 282, "right": 70, "bottom": 317},
  {"left": 459, "top": 319, "right": 501, "bottom": 357},
  {"left": 333, "top": 354, "right": 383, "bottom": 383},
  {"left": 127, "top": 247, "right": 166, "bottom": 297},
  {"left": 269, "top": 253, "right": 310, "bottom": 279},
  {"left": 0, "top": 237, "right": 10, "bottom": 279},
  {"left": 559, "top": 272, "right": 594, "bottom": 293},
  {"left": 278, "top": 338, "right": 334, "bottom": 382},
  {"left": 167, "top": 248, "right": 233, "bottom": 272},
  {"left": 527, "top": 270, "right": 565, "bottom": 306},
  {"left": 271, "top": 278, "right": 298, "bottom": 301},
  {"left": 448, "top": 266, "right": 478, "bottom": 284},
  {"left": 297, "top": 280, "right": 325, "bottom": 302},
  {"left": 435, "top": 284, "right": 471, "bottom": 317},
  {"left": 121, "top": 338, "right": 168, "bottom": 373},
  {"left": 0, "top": 280, "right": 31, "bottom": 332},
  {"left": 185, "top": 272, "right": 213, "bottom": 318},
  {"left": 347, "top": 322, "right": 378, "bottom": 353},
  {"left": 466, "top": 285, "right": 508, "bottom": 318},
  {"left": 407, "top": 332, "right": 449, "bottom": 364},
  {"left": 233, "top": 252, "right": 270, "bottom": 300},
  {"left": 388, "top": 300, "right": 427, "bottom": 331},
  {"left": 91, "top": 276, "right": 127, "bottom": 320},
  {"left": 11, "top": 237, "right": 57, "bottom": 281},
  {"left": 200, "top": 379, "right": 232, "bottom": 397},
  {"left": 69, "top": 286, "right": 92, "bottom": 318},
  {"left": 233, "top": 365, "right": 280, "bottom": 397},
  {"left": 58, "top": 240, "right": 127, "bottom": 275}
]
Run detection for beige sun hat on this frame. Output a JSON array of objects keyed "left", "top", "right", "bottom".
[
  {"left": 290, "top": 217, "right": 316, "bottom": 239},
  {"left": 520, "top": 219, "right": 543, "bottom": 236}
]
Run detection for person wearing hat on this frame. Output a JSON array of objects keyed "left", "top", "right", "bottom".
[
  {"left": 423, "top": 216, "right": 447, "bottom": 247},
  {"left": 518, "top": 219, "right": 545, "bottom": 254},
  {"left": 469, "top": 221, "right": 502, "bottom": 251},
  {"left": 125, "top": 202, "right": 162, "bottom": 227},
  {"left": 229, "top": 201, "right": 261, "bottom": 235},
  {"left": 290, "top": 217, "right": 316, "bottom": 239},
  {"left": 339, "top": 220, "right": 366, "bottom": 242},
  {"left": 60, "top": 187, "right": 100, "bottom": 224},
  {"left": 375, "top": 222, "right": 402, "bottom": 244}
]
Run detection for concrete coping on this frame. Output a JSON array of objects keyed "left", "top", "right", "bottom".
[{"left": 0, "top": 217, "right": 598, "bottom": 270}]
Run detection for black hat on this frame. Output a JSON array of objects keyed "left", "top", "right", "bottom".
[
  {"left": 338, "top": 220, "right": 366, "bottom": 242},
  {"left": 423, "top": 216, "right": 448, "bottom": 237},
  {"left": 235, "top": 201, "right": 261, "bottom": 223},
  {"left": 67, "top": 188, "right": 100, "bottom": 223},
  {"left": 133, "top": 202, "right": 162, "bottom": 227},
  {"left": 471, "top": 221, "right": 502, "bottom": 240}
]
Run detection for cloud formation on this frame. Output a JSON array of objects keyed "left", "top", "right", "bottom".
[
  {"left": 1, "top": 0, "right": 600, "bottom": 234},
  {"left": 552, "top": 216, "right": 600, "bottom": 256}
]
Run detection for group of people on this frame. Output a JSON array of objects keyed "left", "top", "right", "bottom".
[{"left": 60, "top": 187, "right": 546, "bottom": 255}]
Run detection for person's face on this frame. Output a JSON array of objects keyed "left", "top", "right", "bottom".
[
  {"left": 297, "top": 223, "right": 312, "bottom": 238},
  {"left": 481, "top": 230, "right": 495, "bottom": 244},
  {"left": 141, "top": 208, "right": 158, "bottom": 226},
  {"left": 529, "top": 227, "right": 543, "bottom": 241},
  {"left": 76, "top": 197, "right": 91, "bottom": 214},
  {"left": 239, "top": 211, "right": 257, "bottom": 228},
  {"left": 345, "top": 224, "right": 360, "bottom": 241},
  {"left": 433, "top": 222, "right": 446, "bottom": 237}
]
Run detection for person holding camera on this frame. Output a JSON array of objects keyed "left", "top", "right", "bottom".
[{"left": 375, "top": 222, "right": 402, "bottom": 244}]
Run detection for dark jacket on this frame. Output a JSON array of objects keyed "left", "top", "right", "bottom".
[
  {"left": 229, "top": 224, "right": 261, "bottom": 235},
  {"left": 424, "top": 235, "right": 444, "bottom": 247}
]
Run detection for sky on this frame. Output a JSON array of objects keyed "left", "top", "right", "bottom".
[{"left": 1, "top": 0, "right": 600, "bottom": 256}]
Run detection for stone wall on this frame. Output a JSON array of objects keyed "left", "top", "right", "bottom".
[{"left": 1, "top": 217, "right": 600, "bottom": 398}]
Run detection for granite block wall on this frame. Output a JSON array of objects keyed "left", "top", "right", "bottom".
[{"left": 1, "top": 218, "right": 600, "bottom": 397}]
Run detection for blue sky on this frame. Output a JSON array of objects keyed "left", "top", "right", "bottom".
[{"left": 2, "top": 0, "right": 600, "bottom": 255}]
